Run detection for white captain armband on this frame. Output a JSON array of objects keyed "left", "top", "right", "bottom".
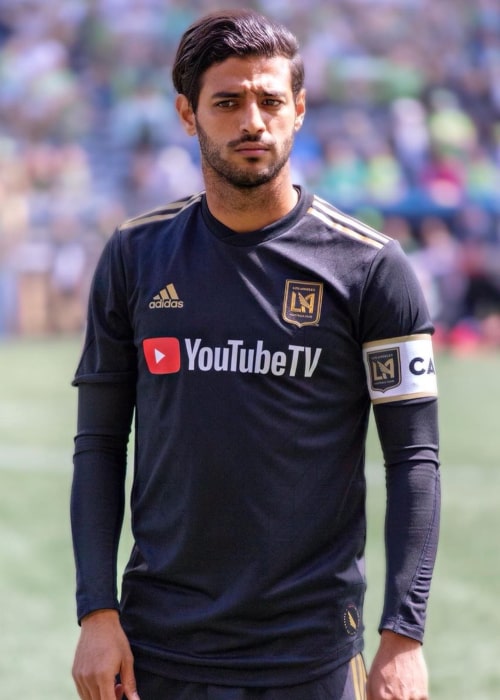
[{"left": 362, "top": 333, "right": 437, "bottom": 404}]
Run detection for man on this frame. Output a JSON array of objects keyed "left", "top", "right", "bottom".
[{"left": 71, "top": 9, "right": 440, "bottom": 700}]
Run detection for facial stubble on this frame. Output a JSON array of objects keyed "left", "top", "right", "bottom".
[{"left": 195, "top": 120, "right": 295, "bottom": 189}]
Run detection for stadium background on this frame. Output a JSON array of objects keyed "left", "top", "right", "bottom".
[
  {"left": 1, "top": 0, "right": 500, "bottom": 346},
  {"left": 0, "top": 1, "right": 499, "bottom": 698}
]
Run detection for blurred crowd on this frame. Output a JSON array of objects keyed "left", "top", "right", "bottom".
[{"left": 1, "top": 0, "right": 500, "bottom": 350}]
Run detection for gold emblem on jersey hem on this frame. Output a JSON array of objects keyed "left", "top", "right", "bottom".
[{"left": 343, "top": 603, "right": 360, "bottom": 636}]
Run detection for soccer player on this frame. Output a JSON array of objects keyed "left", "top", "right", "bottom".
[{"left": 70, "top": 9, "right": 440, "bottom": 700}]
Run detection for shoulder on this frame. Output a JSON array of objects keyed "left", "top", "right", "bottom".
[
  {"left": 118, "top": 192, "right": 204, "bottom": 235},
  {"left": 307, "top": 194, "right": 392, "bottom": 251},
  {"left": 96, "top": 192, "right": 204, "bottom": 273}
]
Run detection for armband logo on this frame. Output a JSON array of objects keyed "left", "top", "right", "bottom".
[
  {"left": 363, "top": 335, "right": 437, "bottom": 403},
  {"left": 366, "top": 347, "right": 401, "bottom": 393},
  {"left": 282, "top": 280, "right": 323, "bottom": 328}
]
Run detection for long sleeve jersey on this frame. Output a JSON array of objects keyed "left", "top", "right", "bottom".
[{"left": 71, "top": 188, "right": 440, "bottom": 686}]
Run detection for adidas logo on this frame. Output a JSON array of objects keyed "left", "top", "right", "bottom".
[{"left": 149, "top": 283, "right": 184, "bottom": 309}]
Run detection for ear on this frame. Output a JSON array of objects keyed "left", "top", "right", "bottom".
[
  {"left": 294, "top": 88, "right": 306, "bottom": 131},
  {"left": 176, "top": 94, "right": 197, "bottom": 136}
]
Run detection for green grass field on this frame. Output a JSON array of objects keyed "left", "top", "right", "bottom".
[{"left": 0, "top": 335, "right": 499, "bottom": 698}]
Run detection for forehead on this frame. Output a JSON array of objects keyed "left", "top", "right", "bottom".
[{"left": 200, "top": 55, "right": 294, "bottom": 96}]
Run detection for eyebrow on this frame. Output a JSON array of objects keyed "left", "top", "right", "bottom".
[
  {"left": 210, "top": 89, "right": 288, "bottom": 99},
  {"left": 211, "top": 91, "right": 240, "bottom": 99}
]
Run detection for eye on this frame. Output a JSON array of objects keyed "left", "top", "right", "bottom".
[
  {"left": 262, "top": 98, "right": 283, "bottom": 107},
  {"left": 215, "top": 99, "right": 238, "bottom": 109}
]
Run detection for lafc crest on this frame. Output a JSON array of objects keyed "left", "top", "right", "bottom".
[
  {"left": 366, "top": 347, "right": 401, "bottom": 392},
  {"left": 282, "top": 280, "right": 323, "bottom": 327}
]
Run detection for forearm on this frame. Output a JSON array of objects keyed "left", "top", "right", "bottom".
[
  {"left": 374, "top": 399, "right": 440, "bottom": 641},
  {"left": 70, "top": 382, "right": 135, "bottom": 622},
  {"left": 71, "top": 442, "right": 127, "bottom": 621},
  {"left": 380, "top": 460, "right": 441, "bottom": 640}
]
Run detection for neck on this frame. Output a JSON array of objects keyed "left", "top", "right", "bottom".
[{"left": 203, "top": 169, "right": 299, "bottom": 233}]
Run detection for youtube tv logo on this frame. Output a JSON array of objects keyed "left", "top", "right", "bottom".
[
  {"left": 143, "top": 336, "right": 323, "bottom": 378},
  {"left": 143, "top": 337, "right": 181, "bottom": 374}
]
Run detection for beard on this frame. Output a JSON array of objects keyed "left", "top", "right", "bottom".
[{"left": 196, "top": 121, "right": 295, "bottom": 189}]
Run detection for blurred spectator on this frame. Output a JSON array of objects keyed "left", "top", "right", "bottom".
[
  {"left": 123, "top": 142, "right": 203, "bottom": 213},
  {"left": 108, "top": 78, "right": 175, "bottom": 149},
  {"left": 47, "top": 207, "right": 88, "bottom": 333},
  {"left": 314, "top": 140, "right": 367, "bottom": 206},
  {"left": 464, "top": 143, "right": 499, "bottom": 207},
  {"left": 410, "top": 217, "right": 469, "bottom": 335},
  {"left": 364, "top": 140, "right": 407, "bottom": 204},
  {"left": 418, "top": 150, "right": 466, "bottom": 209},
  {"left": 427, "top": 88, "right": 478, "bottom": 156},
  {"left": 390, "top": 97, "right": 430, "bottom": 184}
]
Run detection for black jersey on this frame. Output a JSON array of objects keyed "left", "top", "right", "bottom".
[{"left": 72, "top": 188, "right": 438, "bottom": 685}]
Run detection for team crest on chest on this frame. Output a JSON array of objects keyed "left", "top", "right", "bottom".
[{"left": 282, "top": 280, "right": 323, "bottom": 328}]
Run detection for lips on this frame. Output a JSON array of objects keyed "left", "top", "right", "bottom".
[{"left": 235, "top": 143, "right": 269, "bottom": 155}]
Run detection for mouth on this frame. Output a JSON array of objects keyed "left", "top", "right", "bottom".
[{"left": 234, "top": 142, "right": 270, "bottom": 156}]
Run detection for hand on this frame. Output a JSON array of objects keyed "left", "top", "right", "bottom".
[
  {"left": 72, "top": 609, "right": 140, "bottom": 700},
  {"left": 366, "top": 630, "right": 429, "bottom": 700}
]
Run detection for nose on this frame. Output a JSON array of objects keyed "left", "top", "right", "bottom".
[{"left": 240, "top": 100, "right": 266, "bottom": 135}]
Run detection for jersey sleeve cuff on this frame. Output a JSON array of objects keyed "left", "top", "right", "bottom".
[{"left": 379, "top": 619, "right": 425, "bottom": 644}]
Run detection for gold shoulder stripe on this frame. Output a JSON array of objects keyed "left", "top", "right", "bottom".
[
  {"left": 313, "top": 196, "right": 389, "bottom": 244},
  {"left": 119, "top": 192, "right": 203, "bottom": 231},
  {"left": 310, "top": 196, "right": 388, "bottom": 249}
]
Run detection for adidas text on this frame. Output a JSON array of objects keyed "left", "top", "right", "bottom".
[{"left": 149, "top": 299, "right": 184, "bottom": 309}]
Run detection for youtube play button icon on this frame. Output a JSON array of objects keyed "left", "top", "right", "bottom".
[{"left": 143, "top": 337, "right": 181, "bottom": 374}]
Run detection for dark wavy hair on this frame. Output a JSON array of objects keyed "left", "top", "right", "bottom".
[{"left": 172, "top": 9, "right": 305, "bottom": 111}]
